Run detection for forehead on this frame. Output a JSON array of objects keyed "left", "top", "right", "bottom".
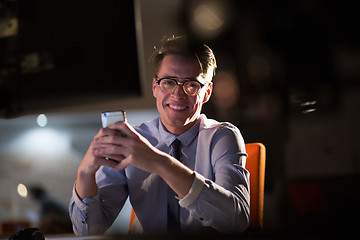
[{"left": 158, "top": 54, "right": 202, "bottom": 79}]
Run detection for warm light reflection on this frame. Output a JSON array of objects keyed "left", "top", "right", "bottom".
[
  {"left": 193, "top": 4, "right": 224, "bottom": 31},
  {"left": 247, "top": 55, "right": 270, "bottom": 81},
  {"left": 212, "top": 71, "right": 240, "bottom": 109},
  {"left": 17, "top": 183, "right": 28, "bottom": 198},
  {"left": 302, "top": 108, "right": 317, "bottom": 114},
  {"left": 189, "top": 0, "right": 230, "bottom": 39}
]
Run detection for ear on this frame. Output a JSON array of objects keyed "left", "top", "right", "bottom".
[
  {"left": 152, "top": 77, "right": 158, "bottom": 98},
  {"left": 202, "top": 82, "right": 213, "bottom": 103}
]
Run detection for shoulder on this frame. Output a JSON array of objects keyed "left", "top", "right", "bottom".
[
  {"left": 199, "top": 114, "right": 242, "bottom": 137},
  {"left": 134, "top": 117, "right": 159, "bottom": 133},
  {"left": 133, "top": 117, "right": 161, "bottom": 145},
  {"left": 199, "top": 114, "right": 246, "bottom": 151}
]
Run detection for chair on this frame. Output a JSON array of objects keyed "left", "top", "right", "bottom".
[
  {"left": 245, "top": 142, "right": 266, "bottom": 230},
  {"left": 129, "top": 142, "right": 266, "bottom": 232}
]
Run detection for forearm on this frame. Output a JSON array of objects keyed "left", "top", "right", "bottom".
[
  {"left": 180, "top": 172, "right": 250, "bottom": 233},
  {"left": 75, "top": 168, "right": 98, "bottom": 200},
  {"left": 156, "top": 154, "right": 195, "bottom": 199}
]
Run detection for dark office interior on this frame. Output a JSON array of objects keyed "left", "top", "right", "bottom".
[{"left": 1, "top": 0, "right": 359, "bottom": 238}]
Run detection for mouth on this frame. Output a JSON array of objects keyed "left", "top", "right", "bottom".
[{"left": 168, "top": 103, "right": 187, "bottom": 111}]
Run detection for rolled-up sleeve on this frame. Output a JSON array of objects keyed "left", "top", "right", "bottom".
[
  {"left": 69, "top": 184, "right": 103, "bottom": 236},
  {"left": 69, "top": 167, "right": 129, "bottom": 236},
  {"left": 179, "top": 123, "right": 250, "bottom": 233}
]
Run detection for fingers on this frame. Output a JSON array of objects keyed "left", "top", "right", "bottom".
[
  {"left": 94, "top": 150, "right": 128, "bottom": 172},
  {"left": 97, "top": 127, "right": 124, "bottom": 138},
  {"left": 95, "top": 156, "right": 119, "bottom": 168},
  {"left": 92, "top": 122, "right": 146, "bottom": 172},
  {"left": 93, "top": 151, "right": 128, "bottom": 173},
  {"left": 94, "top": 147, "right": 127, "bottom": 162},
  {"left": 94, "top": 122, "right": 132, "bottom": 146},
  {"left": 107, "top": 121, "right": 139, "bottom": 138},
  {"left": 94, "top": 135, "right": 124, "bottom": 147},
  {"left": 87, "top": 125, "right": 129, "bottom": 171},
  {"left": 112, "top": 159, "right": 130, "bottom": 172}
]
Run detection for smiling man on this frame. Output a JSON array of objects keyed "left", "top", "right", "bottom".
[
  {"left": 69, "top": 36, "right": 250, "bottom": 235},
  {"left": 153, "top": 53, "right": 212, "bottom": 136}
]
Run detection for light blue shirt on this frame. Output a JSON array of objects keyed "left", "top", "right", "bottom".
[{"left": 69, "top": 114, "right": 250, "bottom": 235}]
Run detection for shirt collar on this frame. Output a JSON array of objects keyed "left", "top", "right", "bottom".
[{"left": 158, "top": 118, "right": 201, "bottom": 147}]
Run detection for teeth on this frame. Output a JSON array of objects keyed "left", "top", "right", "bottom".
[{"left": 169, "top": 104, "right": 186, "bottom": 110}]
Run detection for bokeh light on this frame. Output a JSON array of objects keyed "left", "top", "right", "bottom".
[
  {"left": 36, "top": 114, "right": 48, "bottom": 127},
  {"left": 17, "top": 183, "right": 28, "bottom": 198}
]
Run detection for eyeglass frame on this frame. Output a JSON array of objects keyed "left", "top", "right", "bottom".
[{"left": 155, "top": 76, "right": 207, "bottom": 96}]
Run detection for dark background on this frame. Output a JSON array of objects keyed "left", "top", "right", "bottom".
[
  {"left": 0, "top": 0, "right": 140, "bottom": 117},
  {"left": 1, "top": 0, "right": 360, "bottom": 237},
  {"left": 189, "top": 0, "right": 360, "bottom": 236}
]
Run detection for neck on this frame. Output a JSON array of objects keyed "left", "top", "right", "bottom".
[{"left": 161, "top": 118, "right": 200, "bottom": 136}]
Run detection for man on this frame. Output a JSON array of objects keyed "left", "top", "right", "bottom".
[{"left": 69, "top": 36, "right": 250, "bottom": 235}]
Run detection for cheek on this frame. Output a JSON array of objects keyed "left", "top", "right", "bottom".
[
  {"left": 154, "top": 90, "right": 167, "bottom": 107},
  {"left": 153, "top": 87, "right": 163, "bottom": 102}
]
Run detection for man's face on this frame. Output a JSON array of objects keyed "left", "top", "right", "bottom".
[{"left": 152, "top": 54, "right": 212, "bottom": 135}]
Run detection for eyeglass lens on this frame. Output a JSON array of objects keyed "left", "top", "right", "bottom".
[{"left": 159, "top": 79, "right": 202, "bottom": 96}]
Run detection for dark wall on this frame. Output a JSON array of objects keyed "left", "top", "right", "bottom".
[{"left": 0, "top": 0, "right": 140, "bottom": 117}]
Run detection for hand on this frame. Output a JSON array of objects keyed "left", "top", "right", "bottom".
[
  {"left": 76, "top": 127, "right": 124, "bottom": 199},
  {"left": 77, "top": 121, "right": 195, "bottom": 199},
  {"left": 77, "top": 128, "right": 123, "bottom": 176},
  {"left": 92, "top": 121, "right": 169, "bottom": 174},
  {"left": 93, "top": 121, "right": 195, "bottom": 198}
]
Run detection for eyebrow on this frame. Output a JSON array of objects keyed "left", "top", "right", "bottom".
[{"left": 160, "top": 76, "right": 198, "bottom": 81}]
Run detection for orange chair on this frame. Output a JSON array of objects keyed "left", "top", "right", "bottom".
[
  {"left": 245, "top": 142, "right": 266, "bottom": 230},
  {"left": 129, "top": 143, "right": 266, "bottom": 232}
]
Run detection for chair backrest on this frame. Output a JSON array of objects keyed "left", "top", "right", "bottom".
[
  {"left": 129, "top": 142, "right": 266, "bottom": 232},
  {"left": 129, "top": 207, "right": 136, "bottom": 232},
  {"left": 245, "top": 142, "right": 266, "bottom": 230}
]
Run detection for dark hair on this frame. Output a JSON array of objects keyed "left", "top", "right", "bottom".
[{"left": 152, "top": 36, "right": 217, "bottom": 82}]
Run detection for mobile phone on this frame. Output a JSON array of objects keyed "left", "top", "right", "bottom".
[{"left": 101, "top": 110, "right": 126, "bottom": 128}]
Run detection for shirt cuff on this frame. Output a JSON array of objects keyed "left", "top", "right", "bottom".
[
  {"left": 179, "top": 172, "right": 205, "bottom": 208},
  {"left": 72, "top": 182, "right": 99, "bottom": 211}
]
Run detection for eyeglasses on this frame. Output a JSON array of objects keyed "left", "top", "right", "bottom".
[{"left": 155, "top": 76, "right": 206, "bottom": 96}]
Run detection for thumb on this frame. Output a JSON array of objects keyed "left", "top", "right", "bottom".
[{"left": 112, "top": 159, "right": 130, "bottom": 172}]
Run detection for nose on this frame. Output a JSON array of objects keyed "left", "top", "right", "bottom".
[{"left": 172, "top": 84, "right": 187, "bottom": 98}]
